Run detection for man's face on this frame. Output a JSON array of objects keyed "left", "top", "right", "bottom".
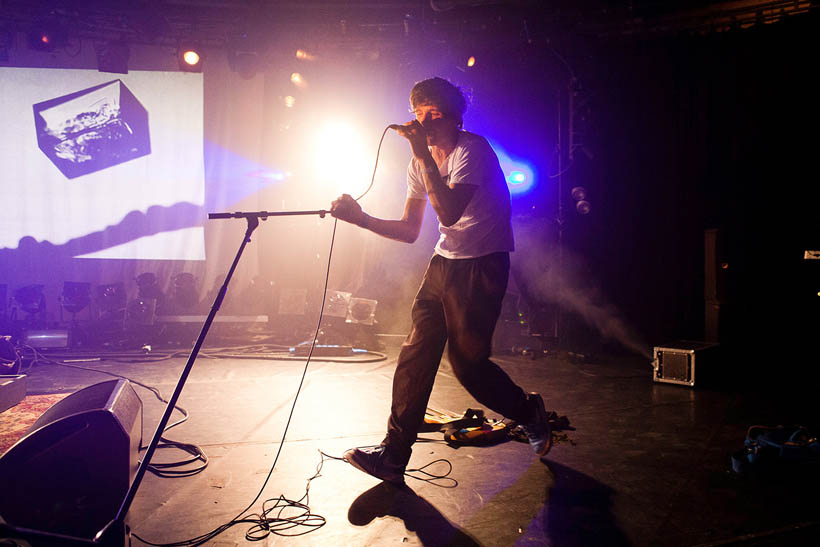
[{"left": 413, "top": 102, "right": 458, "bottom": 146}]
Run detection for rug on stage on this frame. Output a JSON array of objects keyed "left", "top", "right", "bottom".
[{"left": 0, "top": 393, "right": 68, "bottom": 455}]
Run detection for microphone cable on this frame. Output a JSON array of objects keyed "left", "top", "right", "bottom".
[
  {"left": 133, "top": 124, "right": 395, "bottom": 545},
  {"left": 354, "top": 125, "right": 392, "bottom": 202}
]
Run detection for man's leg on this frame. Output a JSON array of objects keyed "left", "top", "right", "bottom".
[
  {"left": 442, "top": 252, "right": 532, "bottom": 423},
  {"left": 345, "top": 256, "right": 448, "bottom": 482},
  {"left": 442, "top": 252, "right": 552, "bottom": 456}
]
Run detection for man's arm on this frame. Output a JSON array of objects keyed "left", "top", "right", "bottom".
[
  {"left": 330, "top": 194, "right": 426, "bottom": 244},
  {"left": 414, "top": 154, "right": 477, "bottom": 227}
]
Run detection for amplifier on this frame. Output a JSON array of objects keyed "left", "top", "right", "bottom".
[
  {"left": 652, "top": 341, "right": 720, "bottom": 387},
  {"left": 22, "top": 329, "right": 69, "bottom": 349}
]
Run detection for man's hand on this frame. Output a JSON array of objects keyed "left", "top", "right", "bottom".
[
  {"left": 394, "top": 120, "right": 430, "bottom": 160},
  {"left": 330, "top": 194, "right": 367, "bottom": 227}
]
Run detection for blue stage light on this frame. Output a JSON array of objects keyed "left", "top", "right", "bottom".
[
  {"left": 509, "top": 171, "right": 526, "bottom": 184},
  {"left": 488, "top": 139, "right": 537, "bottom": 196}
]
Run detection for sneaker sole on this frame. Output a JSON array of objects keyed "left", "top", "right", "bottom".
[{"left": 530, "top": 393, "right": 553, "bottom": 457}]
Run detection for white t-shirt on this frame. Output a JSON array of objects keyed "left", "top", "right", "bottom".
[{"left": 407, "top": 131, "right": 514, "bottom": 259}]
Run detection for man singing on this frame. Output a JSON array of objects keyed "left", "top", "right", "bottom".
[{"left": 330, "top": 77, "right": 551, "bottom": 484}]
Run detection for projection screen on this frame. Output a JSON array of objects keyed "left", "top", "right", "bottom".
[{"left": 0, "top": 67, "right": 205, "bottom": 260}]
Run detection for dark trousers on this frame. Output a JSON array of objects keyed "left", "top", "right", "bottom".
[{"left": 383, "top": 252, "right": 531, "bottom": 464}]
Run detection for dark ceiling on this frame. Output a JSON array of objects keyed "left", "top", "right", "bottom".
[{"left": 0, "top": 0, "right": 814, "bottom": 53}]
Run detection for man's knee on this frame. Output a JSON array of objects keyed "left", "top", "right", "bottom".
[{"left": 447, "top": 344, "right": 491, "bottom": 381}]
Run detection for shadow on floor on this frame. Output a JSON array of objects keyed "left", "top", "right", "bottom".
[
  {"left": 543, "top": 460, "right": 630, "bottom": 546},
  {"left": 349, "top": 481, "right": 480, "bottom": 546}
]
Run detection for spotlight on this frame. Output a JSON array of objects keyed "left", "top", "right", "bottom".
[
  {"left": 325, "top": 290, "right": 351, "bottom": 318},
  {"left": 13, "top": 285, "right": 45, "bottom": 316},
  {"left": 171, "top": 273, "right": 198, "bottom": 312},
  {"left": 27, "top": 21, "right": 67, "bottom": 52},
  {"left": 571, "top": 186, "right": 591, "bottom": 214},
  {"left": 347, "top": 298, "right": 377, "bottom": 325},
  {"left": 126, "top": 298, "right": 157, "bottom": 326},
  {"left": 571, "top": 186, "right": 587, "bottom": 201},
  {"left": 508, "top": 171, "right": 527, "bottom": 185},
  {"left": 95, "top": 40, "right": 129, "bottom": 74},
  {"left": 61, "top": 282, "right": 91, "bottom": 315},
  {"left": 178, "top": 44, "right": 203, "bottom": 72},
  {"left": 313, "top": 120, "right": 371, "bottom": 197},
  {"left": 466, "top": 55, "right": 476, "bottom": 68},
  {"left": 96, "top": 282, "right": 127, "bottom": 320},
  {"left": 136, "top": 272, "right": 166, "bottom": 313},
  {"left": 296, "top": 49, "right": 316, "bottom": 61},
  {"left": 290, "top": 72, "right": 306, "bottom": 88},
  {"left": 284, "top": 95, "right": 296, "bottom": 108}
]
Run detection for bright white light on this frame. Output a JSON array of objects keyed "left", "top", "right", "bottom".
[
  {"left": 311, "top": 121, "right": 371, "bottom": 198},
  {"left": 182, "top": 50, "right": 200, "bottom": 66},
  {"left": 290, "top": 72, "right": 306, "bottom": 87},
  {"left": 509, "top": 171, "right": 526, "bottom": 184},
  {"left": 296, "top": 49, "right": 316, "bottom": 61},
  {"left": 284, "top": 95, "right": 296, "bottom": 108}
]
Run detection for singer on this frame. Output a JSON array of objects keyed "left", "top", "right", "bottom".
[{"left": 330, "top": 77, "right": 551, "bottom": 484}]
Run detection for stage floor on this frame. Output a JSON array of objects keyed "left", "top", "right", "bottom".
[{"left": 5, "top": 344, "right": 819, "bottom": 546}]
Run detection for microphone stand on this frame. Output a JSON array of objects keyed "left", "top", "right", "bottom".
[{"left": 28, "top": 209, "right": 326, "bottom": 546}]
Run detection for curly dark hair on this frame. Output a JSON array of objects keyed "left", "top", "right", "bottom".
[{"left": 409, "top": 77, "right": 468, "bottom": 128}]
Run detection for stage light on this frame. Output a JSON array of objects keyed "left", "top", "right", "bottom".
[
  {"left": 284, "top": 95, "right": 296, "bottom": 108},
  {"left": 571, "top": 186, "right": 587, "bottom": 201},
  {"left": 171, "top": 273, "right": 198, "bottom": 312},
  {"left": 126, "top": 298, "right": 157, "bottom": 326},
  {"left": 312, "top": 120, "right": 371, "bottom": 197},
  {"left": 246, "top": 169, "right": 286, "bottom": 181},
  {"left": 61, "top": 282, "right": 91, "bottom": 315},
  {"left": 96, "top": 283, "right": 127, "bottom": 320},
  {"left": 13, "top": 285, "right": 45, "bottom": 316},
  {"left": 136, "top": 272, "right": 166, "bottom": 313},
  {"left": 348, "top": 298, "right": 377, "bottom": 325},
  {"left": 290, "top": 72, "right": 306, "bottom": 87},
  {"left": 492, "top": 140, "right": 536, "bottom": 196},
  {"left": 504, "top": 166, "right": 535, "bottom": 196},
  {"left": 509, "top": 171, "right": 526, "bottom": 184},
  {"left": 178, "top": 45, "right": 202, "bottom": 72},
  {"left": 296, "top": 49, "right": 316, "bottom": 61},
  {"left": 183, "top": 50, "right": 199, "bottom": 65},
  {"left": 571, "top": 186, "right": 591, "bottom": 214},
  {"left": 27, "top": 21, "right": 67, "bottom": 52},
  {"left": 466, "top": 55, "right": 476, "bottom": 67},
  {"left": 325, "top": 290, "right": 352, "bottom": 319}
]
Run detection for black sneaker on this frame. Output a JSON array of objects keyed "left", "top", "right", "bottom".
[
  {"left": 520, "top": 393, "right": 552, "bottom": 457},
  {"left": 344, "top": 445, "right": 406, "bottom": 484}
]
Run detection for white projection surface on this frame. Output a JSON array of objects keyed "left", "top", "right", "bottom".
[{"left": 0, "top": 67, "right": 205, "bottom": 260}]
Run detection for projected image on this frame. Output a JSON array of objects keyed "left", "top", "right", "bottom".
[
  {"left": 0, "top": 68, "right": 204, "bottom": 260},
  {"left": 34, "top": 80, "right": 150, "bottom": 179}
]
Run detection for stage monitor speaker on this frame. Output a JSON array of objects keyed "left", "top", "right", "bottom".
[{"left": 0, "top": 379, "right": 142, "bottom": 540}]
